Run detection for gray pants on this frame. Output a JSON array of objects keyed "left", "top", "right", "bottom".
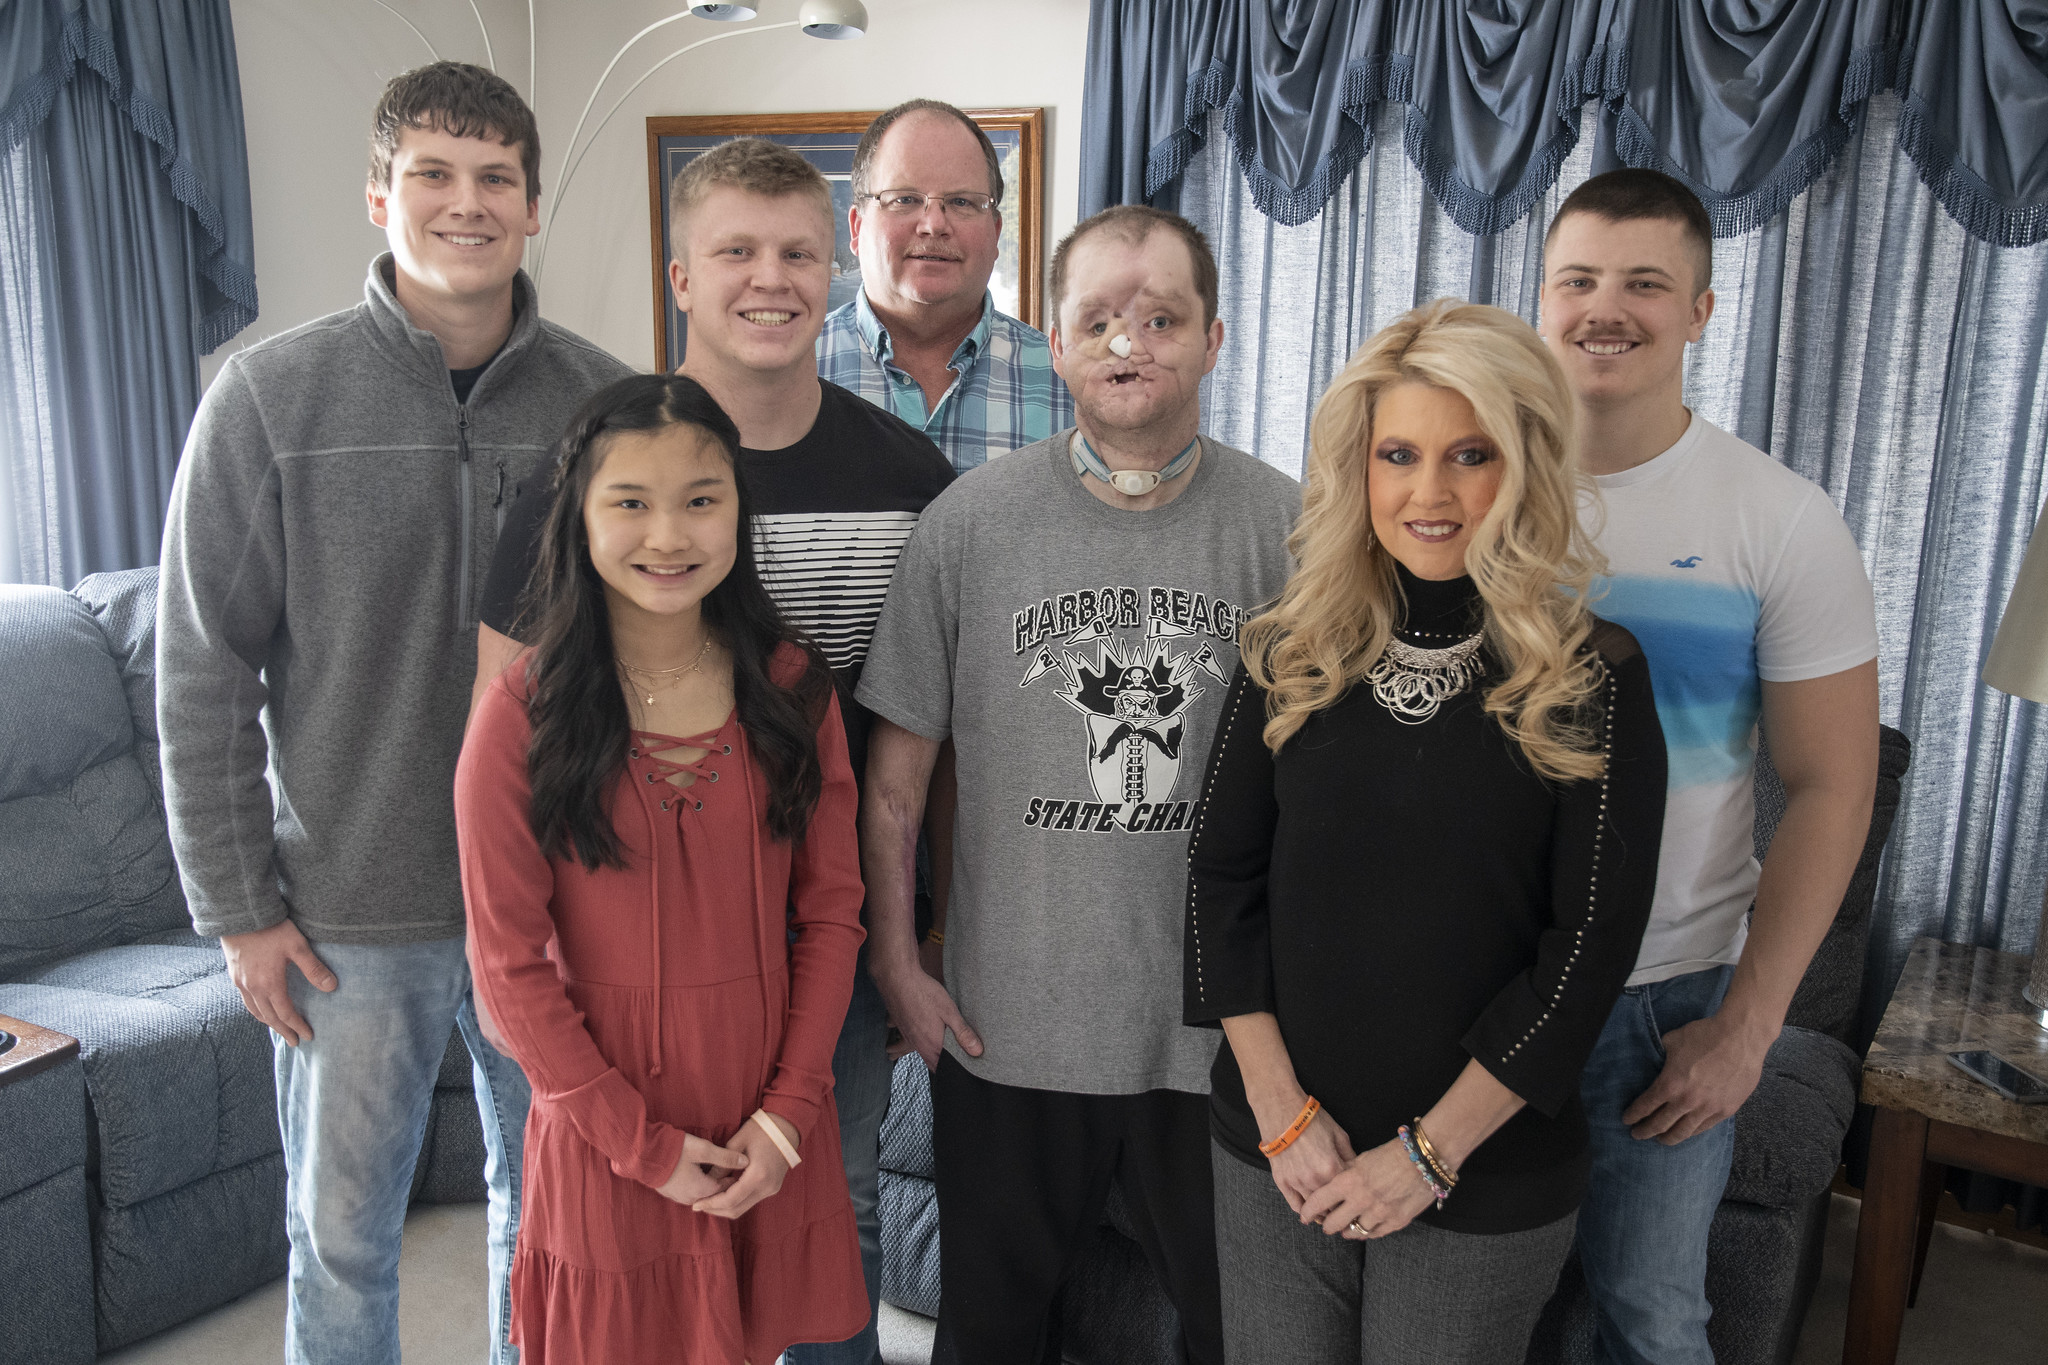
[{"left": 1212, "top": 1141, "right": 1575, "bottom": 1365}]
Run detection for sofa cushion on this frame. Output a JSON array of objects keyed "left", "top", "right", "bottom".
[
  {"left": 879, "top": 1169, "right": 942, "bottom": 1317},
  {"left": 0, "top": 951, "right": 279, "bottom": 1208},
  {"left": 0, "top": 587, "right": 131, "bottom": 802},
  {"left": 73, "top": 568, "right": 166, "bottom": 798},
  {"left": 0, "top": 1054, "right": 87, "bottom": 1201},
  {"left": 72, "top": 569, "right": 161, "bottom": 745},
  {"left": 91, "top": 1152, "right": 287, "bottom": 1353},
  {"left": 1705, "top": 1191, "right": 1829, "bottom": 1365},
  {"left": 881, "top": 1054, "right": 936, "bottom": 1180},
  {"left": 0, "top": 754, "right": 189, "bottom": 979},
  {"left": 0, "top": 1164, "right": 96, "bottom": 1365},
  {"left": 1724, "top": 1025, "right": 1858, "bottom": 1210}
]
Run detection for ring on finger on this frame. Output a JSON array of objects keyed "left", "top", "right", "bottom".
[{"left": 1347, "top": 1218, "right": 1369, "bottom": 1236}]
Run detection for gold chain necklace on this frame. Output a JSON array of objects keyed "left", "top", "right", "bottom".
[{"left": 617, "top": 634, "right": 712, "bottom": 706}]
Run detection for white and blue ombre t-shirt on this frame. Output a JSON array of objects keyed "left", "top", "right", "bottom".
[{"left": 1588, "top": 415, "right": 1877, "bottom": 986}]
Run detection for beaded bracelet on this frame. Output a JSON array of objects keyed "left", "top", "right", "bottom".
[
  {"left": 1409, "top": 1119, "right": 1458, "bottom": 1189},
  {"left": 1397, "top": 1126, "right": 1450, "bottom": 1209},
  {"left": 1258, "top": 1097, "right": 1321, "bottom": 1158}
]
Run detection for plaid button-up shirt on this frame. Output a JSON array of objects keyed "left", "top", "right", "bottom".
[{"left": 817, "top": 290, "right": 1074, "bottom": 473}]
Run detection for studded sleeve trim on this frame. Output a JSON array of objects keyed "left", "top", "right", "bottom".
[
  {"left": 1460, "top": 649, "right": 1667, "bottom": 1117},
  {"left": 1183, "top": 664, "right": 1282, "bottom": 1027}
]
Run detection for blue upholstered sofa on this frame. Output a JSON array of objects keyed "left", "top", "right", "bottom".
[{"left": 0, "top": 567, "right": 484, "bottom": 1362}]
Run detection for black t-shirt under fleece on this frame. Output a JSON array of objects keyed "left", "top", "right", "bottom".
[
  {"left": 478, "top": 380, "right": 955, "bottom": 780},
  {"left": 1183, "top": 567, "right": 1667, "bottom": 1234}
]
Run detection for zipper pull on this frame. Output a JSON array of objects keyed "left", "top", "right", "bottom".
[
  {"left": 457, "top": 405, "right": 470, "bottom": 461},
  {"left": 493, "top": 461, "right": 504, "bottom": 508}
]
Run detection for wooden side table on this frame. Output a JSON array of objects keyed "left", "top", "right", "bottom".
[
  {"left": 0, "top": 1011, "right": 79, "bottom": 1089},
  {"left": 1843, "top": 937, "right": 2048, "bottom": 1364}
]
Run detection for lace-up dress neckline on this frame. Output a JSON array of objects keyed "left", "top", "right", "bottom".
[{"left": 630, "top": 713, "right": 736, "bottom": 815}]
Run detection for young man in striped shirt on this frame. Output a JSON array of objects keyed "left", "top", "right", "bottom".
[
  {"left": 472, "top": 137, "right": 953, "bottom": 1365},
  {"left": 816, "top": 99, "right": 1073, "bottom": 473}
]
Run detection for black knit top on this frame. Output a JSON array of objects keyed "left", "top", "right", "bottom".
[{"left": 1183, "top": 567, "right": 1667, "bottom": 1233}]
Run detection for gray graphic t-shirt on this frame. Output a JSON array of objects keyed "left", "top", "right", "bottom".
[{"left": 857, "top": 432, "right": 1300, "bottom": 1095}]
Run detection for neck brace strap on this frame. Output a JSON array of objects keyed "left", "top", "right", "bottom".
[{"left": 1071, "top": 431, "right": 1200, "bottom": 497}]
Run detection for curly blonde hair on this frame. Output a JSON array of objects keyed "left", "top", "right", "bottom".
[{"left": 1240, "top": 299, "right": 1610, "bottom": 782}]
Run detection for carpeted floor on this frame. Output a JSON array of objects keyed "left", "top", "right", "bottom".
[
  {"left": 102, "top": 1193, "right": 2044, "bottom": 1364},
  {"left": 96, "top": 1201, "right": 937, "bottom": 1365}
]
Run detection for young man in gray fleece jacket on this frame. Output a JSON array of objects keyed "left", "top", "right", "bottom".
[{"left": 157, "top": 64, "right": 630, "bottom": 1365}]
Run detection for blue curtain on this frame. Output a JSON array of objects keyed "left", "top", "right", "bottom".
[
  {"left": 1083, "top": 1, "right": 2048, "bottom": 249},
  {"left": 0, "top": 0, "right": 256, "bottom": 587}
]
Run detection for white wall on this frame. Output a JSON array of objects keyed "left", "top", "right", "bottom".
[{"left": 206, "top": 0, "right": 1093, "bottom": 386}]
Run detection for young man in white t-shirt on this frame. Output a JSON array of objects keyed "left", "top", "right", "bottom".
[{"left": 1539, "top": 170, "right": 1880, "bottom": 1364}]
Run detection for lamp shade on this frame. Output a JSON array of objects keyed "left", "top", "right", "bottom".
[
  {"left": 799, "top": 0, "right": 867, "bottom": 39},
  {"left": 689, "top": 4, "right": 758, "bottom": 18},
  {"left": 1985, "top": 497, "right": 2048, "bottom": 703}
]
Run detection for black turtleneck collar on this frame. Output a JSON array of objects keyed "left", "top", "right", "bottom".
[{"left": 1393, "top": 561, "right": 1483, "bottom": 639}]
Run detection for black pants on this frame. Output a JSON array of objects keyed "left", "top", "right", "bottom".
[{"left": 930, "top": 1053, "right": 1224, "bottom": 1365}]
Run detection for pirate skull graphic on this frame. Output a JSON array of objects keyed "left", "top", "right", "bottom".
[{"left": 1058, "top": 645, "right": 1200, "bottom": 806}]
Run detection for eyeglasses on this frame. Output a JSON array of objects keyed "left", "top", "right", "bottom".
[{"left": 863, "top": 189, "right": 998, "bottom": 220}]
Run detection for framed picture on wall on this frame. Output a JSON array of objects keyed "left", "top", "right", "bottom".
[{"left": 646, "top": 108, "right": 1046, "bottom": 373}]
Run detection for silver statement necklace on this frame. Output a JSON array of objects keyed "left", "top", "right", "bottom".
[{"left": 1367, "top": 630, "right": 1485, "bottom": 724}]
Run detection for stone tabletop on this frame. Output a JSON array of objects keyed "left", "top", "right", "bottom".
[{"left": 1862, "top": 937, "right": 2048, "bottom": 1145}]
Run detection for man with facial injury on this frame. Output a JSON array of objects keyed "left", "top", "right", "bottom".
[{"left": 854, "top": 206, "right": 1300, "bottom": 1365}]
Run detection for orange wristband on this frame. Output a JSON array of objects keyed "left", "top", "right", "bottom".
[{"left": 1258, "top": 1097, "right": 1321, "bottom": 1158}]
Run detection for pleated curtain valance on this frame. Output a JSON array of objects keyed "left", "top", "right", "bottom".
[
  {"left": 1080, "top": 0, "right": 2048, "bottom": 248},
  {"left": 0, "top": 0, "right": 256, "bottom": 351}
]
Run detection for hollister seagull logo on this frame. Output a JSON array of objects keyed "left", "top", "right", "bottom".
[
  {"left": 1013, "top": 587, "right": 1240, "bottom": 834},
  {"left": 1670, "top": 555, "right": 1704, "bottom": 568}
]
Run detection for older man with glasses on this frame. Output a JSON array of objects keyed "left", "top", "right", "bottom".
[
  {"left": 796, "top": 98, "right": 1074, "bottom": 1365},
  {"left": 818, "top": 98, "right": 1073, "bottom": 473}
]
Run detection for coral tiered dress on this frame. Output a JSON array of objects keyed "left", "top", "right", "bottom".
[{"left": 455, "top": 649, "right": 868, "bottom": 1364}]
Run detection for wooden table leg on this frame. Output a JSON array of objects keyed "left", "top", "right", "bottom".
[
  {"left": 1844, "top": 1106, "right": 1930, "bottom": 1364},
  {"left": 1907, "top": 1158, "right": 1942, "bottom": 1308}
]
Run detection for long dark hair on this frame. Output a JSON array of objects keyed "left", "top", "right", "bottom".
[{"left": 519, "top": 373, "right": 832, "bottom": 869}]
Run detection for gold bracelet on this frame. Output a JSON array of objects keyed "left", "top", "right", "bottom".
[
  {"left": 1409, "top": 1118, "right": 1458, "bottom": 1187},
  {"left": 925, "top": 929, "right": 945, "bottom": 946}
]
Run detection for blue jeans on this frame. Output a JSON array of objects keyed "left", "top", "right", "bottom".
[
  {"left": 461, "top": 988, "right": 531, "bottom": 1365},
  {"left": 1575, "top": 965, "right": 1736, "bottom": 1365},
  {"left": 786, "top": 948, "right": 892, "bottom": 1365},
  {"left": 278, "top": 937, "right": 529, "bottom": 1365}
]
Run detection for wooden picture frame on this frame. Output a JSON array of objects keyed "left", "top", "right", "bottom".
[{"left": 646, "top": 108, "right": 1046, "bottom": 372}]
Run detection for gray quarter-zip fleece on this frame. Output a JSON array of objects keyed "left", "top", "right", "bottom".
[{"left": 158, "top": 256, "right": 635, "bottom": 943}]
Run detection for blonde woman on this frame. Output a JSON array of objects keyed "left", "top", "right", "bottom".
[{"left": 1182, "top": 300, "right": 1666, "bottom": 1364}]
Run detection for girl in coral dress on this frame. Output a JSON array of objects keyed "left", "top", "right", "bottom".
[{"left": 455, "top": 374, "right": 868, "bottom": 1364}]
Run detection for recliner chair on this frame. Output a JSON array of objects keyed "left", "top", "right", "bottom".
[{"left": 0, "top": 567, "right": 486, "bottom": 1362}]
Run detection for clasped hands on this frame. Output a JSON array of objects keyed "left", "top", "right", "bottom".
[
  {"left": 1268, "top": 1109, "right": 1435, "bottom": 1242},
  {"left": 657, "top": 1112, "right": 801, "bottom": 1220}
]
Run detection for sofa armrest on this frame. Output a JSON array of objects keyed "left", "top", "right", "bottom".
[
  {"left": 1724, "top": 1025, "right": 1859, "bottom": 1210},
  {"left": 0, "top": 1011, "right": 87, "bottom": 1204},
  {"left": 0, "top": 1013, "right": 79, "bottom": 1090},
  {"left": 0, "top": 1012, "right": 95, "bottom": 1365}
]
